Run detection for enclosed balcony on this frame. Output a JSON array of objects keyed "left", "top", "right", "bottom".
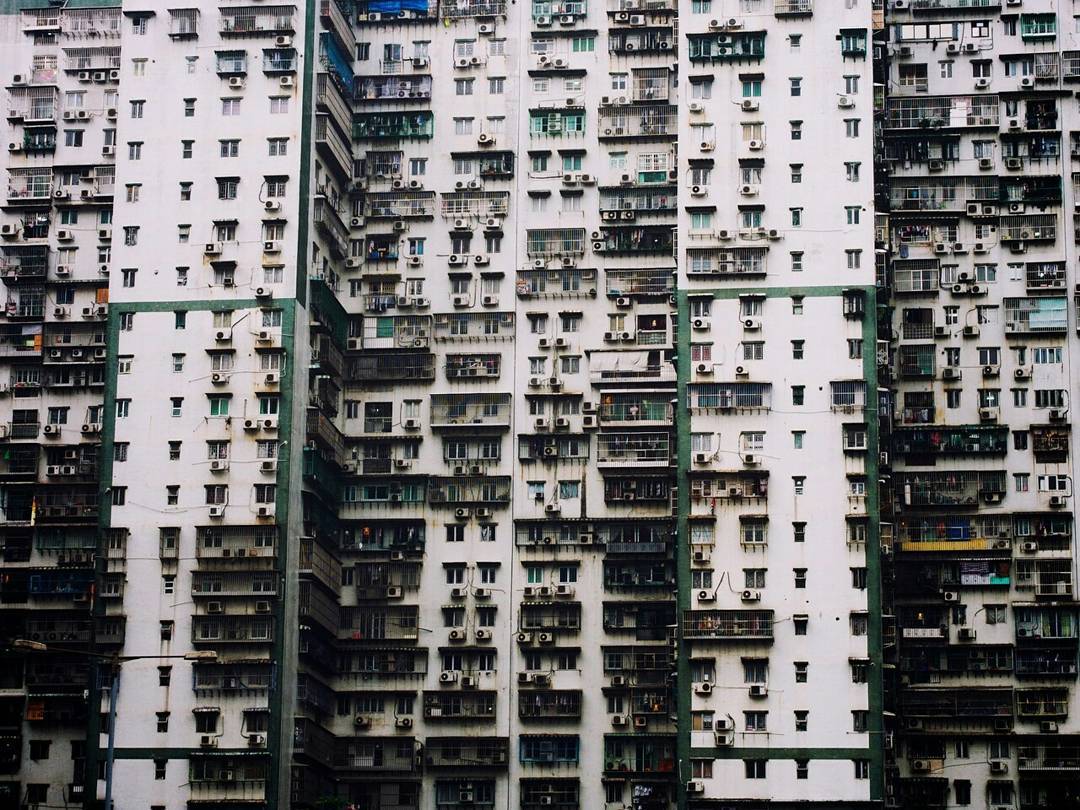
[
  {"left": 603, "top": 602, "right": 674, "bottom": 640},
  {"left": 430, "top": 393, "right": 512, "bottom": 429},
  {"left": 595, "top": 225, "right": 674, "bottom": 254},
  {"left": 335, "top": 738, "right": 420, "bottom": 773},
  {"left": 892, "top": 260, "right": 939, "bottom": 294},
  {"left": 315, "top": 114, "right": 352, "bottom": 180},
  {"left": 1018, "top": 744, "right": 1080, "bottom": 772},
  {"left": 596, "top": 105, "right": 676, "bottom": 140},
  {"left": 528, "top": 109, "right": 585, "bottom": 138},
  {"left": 355, "top": 314, "right": 432, "bottom": 350},
  {"left": 600, "top": 187, "right": 675, "bottom": 220},
  {"left": 428, "top": 476, "right": 511, "bottom": 506},
  {"left": 1000, "top": 213, "right": 1057, "bottom": 243},
  {"left": 598, "top": 393, "right": 672, "bottom": 426},
  {"left": 424, "top": 691, "right": 497, "bottom": 722},
  {"left": 191, "top": 616, "right": 274, "bottom": 645},
  {"left": 685, "top": 246, "right": 767, "bottom": 278},
  {"left": 597, "top": 522, "right": 671, "bottom": 555},
  {"left": 520, "top": 602, "right": 581, "bottom": 634},
  {"left": 425, "top": 737, "right": 509, "bottom": 769},
  {"left": 605, "top": 268, "right": 674, "bottom": 298},
  {"left": 602, "top": 736, "right": 676, "bottom": 775},
  {"left": 596, "top": 432, "right": 670, "bottom": 468},
  {"left": 189, "top": 756, "right": 268, "bottom": 804},
  {"left": 681, "top": 610, "right": 774, "bottom": 641},
  {"left": 195, "top": 525, "right": 278, "bottom": 562},
  {"left": 1032, "top": 426, "right": 1070, "bottom": 463},
  {"left": 608, "top": 30, "right": 675, "bottom": 53},
  {"left": 901, "top": 688, "right": 1014, "bottom": 729},
  {"left": 603, "top": 562, "right": 673, "bottom": 591},
  {"left": 353, "top": 111, "right": 434, "bottom": 140},
  {"left": 347, "top": 352, "right": 436, "bottom": 383},
  {"left": 5, "top": 87, "right": 57, "bottom": 123},
  {"left": 687, "top": 31, "right": 765, "bottom": 62},
  {"left": 366, "top": 191, "right": 436, "bottom": 219},
  {"left": 896, "top": 515, "right": 1012, "bottom": 553},
  {"left": 5, "top": 168, "right": 53, "bottom": 204},
  {"left": 885, "top": 95, "right": 999, "bottom": 130},
  {"left": 526, "top": 228, "right": 587, "bottom": 258},
  {"left": 516, "top": 267, "right": 597, "bottom": 297},
  {"left": 893, "top": 425, "right": 1009, "bottom": 457},
  {"left": 340, "top": 521, "right": 425, "bottom": 554},
  {"left": 432, "top": 312, "right": 515, "bottom": 341},
  {"left": 1004, "top": 296, "right": 1068, "bottom": 334},
  {"left": 441, "top": 191, "right": 509, "bottom": 219},
  {"left": 603, "top": 476, "right": 672, "bottom": 504},
  {"left": 218, "top": 5, "right": 295, "bottom": 36},
  {"left": 520, "top": 780, "right": 579, "bottom": 810},
  {"left": 1026, "top": 261, "right": 1067, "bottom": 291},
  {"left": 435, "top": 780, "right": 495, "bottom": 810},
  {"left": 603, "top": 646, "right": 672, "bottom": 685},
  {"left": 518, "top": 690, "right": 582, "bottom": 721},
  {"left": 341, "top": 605, "right": 419, "bottom": 642},
  {"left": 1015, "top": 559, "right": 1074, "bottom": 599},
  {"left": 355, "top": 74, "right": 432, "bottom": 102},
  {"left": 896, "top": 471, "right": 1007, "bottom": 508},
  {"left": 339, "top": 647, "right": 429, "bottom": 680},
  {"left": 1016, "top": 607, "right": 1077, "bottom": 643}
]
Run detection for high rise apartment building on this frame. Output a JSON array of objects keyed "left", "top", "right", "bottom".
[
  {"left": 881, "top": 2, "right": 1080, "bottom": 809},
  {"left": 0, "top": 0, "right": 1074, "bottom": 809}
]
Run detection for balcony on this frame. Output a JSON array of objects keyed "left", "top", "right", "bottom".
[
  {"left": 219, "top": 6, "right": 295, "bottom": 36},
  {"left": 602, "top": 736, "right": 676, "bottom": 776},
  {"left": 315, "top": 114, "right": 352, "bottom": 180},
  {"left": 315, "top": 72, "right": 352, "bottom": 141},
  {"left": 1004, "top": 296, "right": 1068, "bottom": 334},
  {"left": 896, "top": 516, "right": 1012, "bottom": 553},
  {"left": 319, "top": 0, "right": 354, "bottom": 50},
  {"left": 430, "top": 393, "right": 512, "bottom": 429},
  {"left": 356, "top": 74, "right": 433, "bottom": 102},
  {"left": 6, "top": 87, "right": 57, "bottom": 124},
  {"left": 896, "top": 471, "right": 1006, "bottom": 508},
  {"left": 441, "top": 191, "right": 510, "bottom": 220},
  {"left": 189, "top": 757, "right": 267, "bottom": 804},
  {"left": 1000, "top": 213, "right": 1057, "bottom": 243},
  {"left": 341, "top": 605, "right": 418, "bottom": 642},
  {"left": 590, "top": 350, "right": 674, "bottom": 384},
  {"left": 516, "top": 268, "right": 597, "bottom": 298},
  {"left": 774, "top": 0, "right": 812, "bottom": 14},
  {"left": 885, "top": 95, "right": 999, "bottom": 130},
  {"left": 609, "top": 31, "right": 675, "bottom": 53},
  {"left": 1027, "top": 262, "right": 1068, "bottom": 291},
  {"left": 355, "top": 315, "right": 432, "bottom": 350},
  {"left": 685, "top": 247, "right": 767, "bottom": 278},
  {"left": 596, "top": 432, "right": 671, "bottom": 468},
  {"left": 902, "top": 688, "right": 1014, "bottom": 727},
  {"left": 424, "top": 691, "right": 497, "bottom": 722},
  {"left": 195, "top": 526, "right": 278, "bottom": 563},
  {"left": 595, "top": 226, "right": 674, "bottom": 255},
  {"left": 598, "top": 394, "right": 673, "bottom": 426},
  {"left": 1032, "top": 426, "right": 1070, "bottom": 463},
  {"left": 432, "top": 312, "right": 515, "bottom": 341},
  {"left": 518, "top": 690, "right": 583, "bottom": 721},
  {"left": 191, "top": 616, "right": 274, "bottom": 645},
  {"left": 428, "top": 476, "right": 511, "bottom": 506},
  {"left": 347, "top": 352, "right": 436, "bottom": 383},
  {"left": 596, "top": 105, "right": 676, "bottom": 140},
  {"left": 603, "top": 562, "right": 673, "bottom": 591},
  {"left": 5, "top": 168, "right": 53, "bottom": 204},
  {"left": 340, "top": 522, "right": 425, "bottom": 555},
  {"left": 354, "top": 111, "right": 434, "bottom": 140},
  {"left": 600, "top": 186, "right": 675, "bottom": 216},
  {"left": 1018, "top": 745, "right": 1080, "bottom": 772},
  {"left": 529, "top": 109, "right": 585, "bottom": 138},
  {"left": 687, "top": 31, "right": 765, "bottom": 62},
  {"left": 893, "top": 425, "right": 1009, "bottom": 457},
  {"left": 366, "top": 191, "right": 436, "bottom": 219},
  {"left": 439, "top": 0, "right": 506, "bottom": 17},
  {"left": 313, "top": 196, "right": 350, "bottom": 258},
  {"left": 604, "top": 476, "right": 672, "bottom": 505},
  {"left": 335, "top": 738, "right": 420, "bottom": 773},
  {"left": 681, "top": 610, "right": 773, "bottom": 641},
  {"left": 425, "top": 738, "right": 509, "bottom": 769},
  {"left": 520, "top": 781, "right": 579, "bottom": 810},
  {"left": 526, "top": 228, "right": 586, "bottom": 258},
  {"left": 605, "top": 268, "right": 674, "bottom": 297}
]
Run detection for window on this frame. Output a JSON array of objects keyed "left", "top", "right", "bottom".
[
  {"left": 154, "top": 760, "right": 167, "bottom": 780},
  {"left": 221, "top": 98, "right": 241, "bottom": 116},
  {"left": 220, "top": 139, "right": 239, "bottom": 158},
  {"left": 795, "top": 760, "right": 808, "bottom": 780},
  {"left": 268, "top": 137, "right": 288, "bottom": 156},
  {"left": 179, "top": 182, "right": 192, "bottom": 201},
  {"left": 789, "top": 77, "right": 802, "bottom": 96},
  {"left": 182, "top": 140, "right": 194, "bottom": 159},
  {"left": 794, "top": 661, "right": 808, "bottom": 682},
  {"left": 217, "top": 178, "right": 238, "bottom": 200},
  {"left": 744, "top": 760, "right": 766, "bottom": 779},
  {"left": 853, "top": 760, "right": 870, "bottom": 780},
  {"left": 794, "top": 711, "right": 808, "bottom": 732}
]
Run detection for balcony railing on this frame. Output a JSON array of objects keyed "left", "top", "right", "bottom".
[{"left": 681, "top": 610, "right": 773, "bottom": 640}]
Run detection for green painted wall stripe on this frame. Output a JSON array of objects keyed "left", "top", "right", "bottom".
[
  {"left": 294, "top": 0, "right": 318, "bottom": 307},
  {"left": 675, "top": 290, "right": 693, "bottom": 808}
]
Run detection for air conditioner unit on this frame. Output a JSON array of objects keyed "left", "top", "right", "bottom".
[
  {"left": 1049, "top": 495, "right": 1067, "bottom": 508},
  {"left": 838, "top": 95, "right": 855, "bottom": 109},
  {"left": 209, "top": 505, "right": 225, "bottom": 518},
  {"left": 958, "top": 628, "right": 977, "bottom": 641},
  {"left": 200, "top": 735, "right": 218, "bottom": 748},
  {"left": 742, "top": 589, "right": 761, "bottom": 602},
  {"left": 228, "top": 76, "right": 245, "bottom": 89},
  {"left": 740, "top": 99, "right": 758, "bottom": 112},
  {"left": 747, "top": 139, "right": 763, "bottom": 151},
  {"left": 748, "top": 684, "right": 768, "bottom": 698}
]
